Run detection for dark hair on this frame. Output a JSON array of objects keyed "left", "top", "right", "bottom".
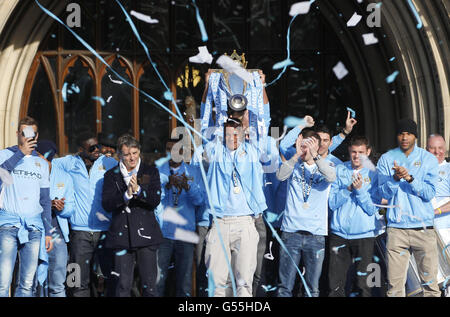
[
  {"left": 76, "top": 132, "right": 97, "bottom": 148},
  {"left": 301, "top": 129, "right": 322, "bottom": 147},
  {"left": 224, "top": 118, "right": 243, "bottom": 129},
  {"left": 18, "top": 116, "right": 38, "bottom": 131},
  {"left": 314, "top": 124, "right": 332, "bottom": 139},
  {"left": 117, "top": 134, "right": 141, "bottom": 155},
  {"left": 349, "top": 135, "right": 371, "bottom": 149}
]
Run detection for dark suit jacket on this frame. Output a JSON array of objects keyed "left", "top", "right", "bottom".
[{"left": 102, "top": 162, "right": 163, "bottom": 250}]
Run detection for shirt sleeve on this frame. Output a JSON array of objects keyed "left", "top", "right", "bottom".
[
  {"left": 280, "top": 126, "right": 302, "bottom": 159},
  {"left": 330, "top": 134, "right": 345, "bottom": 153},
  {"left": 376, "top": 155, "right": 399, "bottom": 201}
]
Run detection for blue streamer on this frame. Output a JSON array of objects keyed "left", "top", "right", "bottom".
[
  {"left": 347, "top": 107, "right": 356, "bottom": 118},
  {"left": 386, "top": 71, "right": 399, "bottom": 83},
  {"left": 116, "top": 249, "right": 127, "bottom": 256},
  {"left": 192, "top": 0, "right": 209, "bottom": 42},
  {"left": 35, "top": 0, "right": 205, "bottom": 144},
  {"left": 113, "top": 0, "right": 238, "bottom": 296},
  {"left": 406, "top": 0, "right": 423, "bottom": 29},
  {"left": 273, "top": 58, "right": 294, "bottom": 70},
  {"left": 92, "top": 96, "right": 106, "bottom": 106}
]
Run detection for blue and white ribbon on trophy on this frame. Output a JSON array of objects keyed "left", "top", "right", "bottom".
[{"left": 200, "top": 70, "right": 270, "bottom": 143}]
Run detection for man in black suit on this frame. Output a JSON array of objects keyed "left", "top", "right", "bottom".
[{"left": 102, "top": 134, "right": 163, "bottom": 297}]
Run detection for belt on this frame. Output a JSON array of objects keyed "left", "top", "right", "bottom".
[{"left": 296, "top": 230, "right": 313, "bottom": 236}]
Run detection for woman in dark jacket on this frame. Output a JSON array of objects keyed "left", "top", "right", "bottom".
[{"left": 102, "top": 134, "right": 163, "bottom": 297}]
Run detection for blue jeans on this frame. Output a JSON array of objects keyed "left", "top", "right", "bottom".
[
  {"left": 0, "top": 226, "right": 42, "bottom": 297},
  {"left": 156, "top": 238, "right": 194, "bottom": 297},
  {"left": 47, "top": 230, "right": 68, "bottom": 297},
  {"left": 277, "top": 231, "right": 325, "bottom": 297}
]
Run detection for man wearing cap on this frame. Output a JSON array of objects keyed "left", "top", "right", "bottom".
[{"left": 377, "top": 118, "right": 440, "bottom": 297}]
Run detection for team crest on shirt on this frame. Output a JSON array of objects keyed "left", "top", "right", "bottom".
[
  {"left": 414, "top": 161, "right": 421, "bottom": 167},
  {"left": 98, "top": 165, "right": 105, "bottom": 171},
  {"left": 35, "top": 162, "right": 41, "bottom": 168},
  {"left": 57, "top": 183, "right": 65, "bottom": 189},
  {"left": 440, "top": 171, "right": 446, "bottom": 176},
  {"left": 239, "top": 151, "right": 247, "bottom": 157},
  {"left": 364, "top": 177, "right": 371, "bottom": 184}
]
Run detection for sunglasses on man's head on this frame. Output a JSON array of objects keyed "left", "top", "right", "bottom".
[{"left": 88, "top": 144, "right": 101, "bottom": 152}]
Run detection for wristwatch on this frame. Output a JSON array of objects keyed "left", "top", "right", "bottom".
[
  {"left": 313, "top": 155, "right": 322, "bottom": 162},
  {"left": 406, "top": 175, "right": 414, "bottom": 183},
  {"left": 342, "top": 129, "right": 349, "bottom": 137}
]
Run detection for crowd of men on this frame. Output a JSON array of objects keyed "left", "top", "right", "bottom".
[{"left": 0, "top": 83, "right": 449, "bottom": 297}]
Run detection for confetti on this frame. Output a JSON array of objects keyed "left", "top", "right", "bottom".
[
  {"left": 353, "top": 257, "right": 362, "bottom": 263},
  {"left": 357, "top": 271, "right": 368, "bottom": 276},
  {"left": 216, "top": 55, "right": 253, "bottom": 84},
  {"left": 137, "top": 228, "right": 152, "bottom": 240},
  {"left": 96, "top": 212, "right": 110, "bottom": 222},
  {"left": 289, "top": 1, "right": 313, "bottom": 16},
  {"left": 92, "top": 96, "right": 106, "bottom": 106},
  {"left": 162, "top": 207, "right": 188, "bottom": 226},
  {"left": 174, "top": 228, "right": 200, "bottom": 244},
  {"left": 332, "top": 244, "right": 346, "bottom": 254},
  {"left": 272, "top": 58, "right": 294, "bottom": 70},
  {"left": 192, "top": 0, "right": 208, "bottom": 42},
  {"left": 284, "top": 116, "right": 306, "bottom": 128},
  {"left": 108, "top": 74, "right": 123, "bottom": 85},
  {"left": 155, "top": 153, "right": 171, "bottom": 168},
  {"left": 316, "top": 248, "right": 325, "bottom": 259},
  {"left": 362, "top": 33, "right": 379, "bottom": 45},
  {"left": 386, "top": 71, "right": 399, "bottom": 83},
  {"left": 347, "top": 12, "right": 362, "bottom": 27},
  {"left": 262, "top": 285, "right": 277, "bottom": 292},
  {"left": 333, "top": 61, "right": 349, "bottom": 80},
  {"left": 130, "top": 10, "right": 159, "bottom": 24},
  {"left": 189, "top": 46, "right": 213, "bottom": 64},
  {"left": 264, "top": 241, "right": 274, "bottom": 260},
  {"left": 111, "top": 271, "right": 120, "bottom": 277},
  {"left": 360, "top": 154, "right": 376, "bottom": 171},
  {"left": 346, "top": 107, "right": 356, "bottom": 118},
  {"left": 115, "top": 250, "right": 127, "bottom": 256},
  {"left": 406, "top": 0, "right": 423, "bottom": 29},
  {"left": 206, "top": 269, "right": 215, "bottom": 297}
]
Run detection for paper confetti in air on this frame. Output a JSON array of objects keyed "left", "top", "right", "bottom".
[
  {"left": 155, "top": 153, "right": 171, "bottom": 168},
  {"left": 284, "top": 116, "right": 306, "bottom": 128},
  {"left": 174, "top": 228, "right": 200, "bottom": 244},
  {"left": 353, "top": 257, "right": 362, "bottom": 263},
  {"left": 273, "top": 58, "right": 294, "bottom": 70},
  {"left": 333, "top": 61, "right": 349, "bottom": 80},
  {"left": 262, "top": 285, "right": 277, "bottom": 292},
  {"left": 96, "top": 212, "right": 110, "bottom": 222},
  {"left": 189, "top": 46, "right": 213, "bottom": 64},
  {"left": 289, "top": 1, "right": 312, "bottom": 16},
  {"left": 216, "top": 55, "right": 253, "bottom": 84},
  {"left": 192, "top": 0, "right": 208, "bottom": 42},
  {"left": 107, "top": 96, "right": 113, "bottom": 103},
  {"left": 406, "top": 0, "right": 423, "bottom": 29},
  {"left": 316, "top": 248, "right": 325, "bottom": 259},
  {"left": 362, "top": 33, "right": 379, "bottom": 45},
  {"left": 110, "top": 271, "right": 120, "bottom": 277},
  {"left": 357, "top": 271, "right": 368, "bottom": 276},
  {"left": 116, "top": 250, "right": 127, "bottom": 256},
  {"left": 332, "top": 244, "right": 346, "bottom": 254},
  {"left": 130, "top": 10, "right": 159, "bottom": 24},
  {"left": 347, "top": 12, "right": 362, "bottom": 27},
  {"left": 264, "top": 241, "right": 274, "bottom": 260},
  {"left": 137, "top": 228, "right": 152, "bottom": 240},
  {"left": 109, "top": 74, "right": 123, "bottom": 84},
  {"left": 360, "top": 154, "right": 376, "bottom": 171},
  {"left": 162, "top": 207, "right": 188, "bottom": 226},
  {"left": 347, "top": 107, "right": 356, "bottom": 118},
  {"left": 92, "top": 96, "right": 106, "bottom": 106},
  {"left": 386, "top": 71, "right": 399, "bottom": 83}
]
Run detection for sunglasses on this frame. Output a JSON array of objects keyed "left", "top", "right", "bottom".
[{"left": 88, "top": 144, "right": 101, "bottom": 153}]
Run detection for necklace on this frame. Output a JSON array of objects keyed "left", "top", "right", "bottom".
[{"left": 300, "top": 163, "right": 317, "bottom": 209}]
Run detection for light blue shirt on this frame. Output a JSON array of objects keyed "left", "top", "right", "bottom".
[
  {"left": 0, "top": 148, "right": 50, "bottom": 285},
  {"left": 281, "top": 162, "right": 331, "bottom": 236},
  {"left": 205, "top": 138, "right": 267, "bottom": 218},
  {"left": 57, "top": 154, "right": 117, "bottom": 232},
  {"left": 434, "top": 162, "right": 450, "bottom": 229},
  {"left": 329, "top": 162, "right": 384, "bottom": 239},
  {"left": 377, "top": 146, "right": 438, "bottom": 229},
  {"left": 157, "top": 162, "right": 205, "bottom": 239},
  {"left": 49, "top": 158, "right": 75, "bottom": 243}
]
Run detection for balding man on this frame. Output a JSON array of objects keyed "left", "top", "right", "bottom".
[{"left": 427, "top": 134, "right": 450, "bottom": 296}]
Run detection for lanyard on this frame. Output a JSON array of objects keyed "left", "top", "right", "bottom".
[{"left": 300, "top": 163, "right": 317, "bottom": 203}]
